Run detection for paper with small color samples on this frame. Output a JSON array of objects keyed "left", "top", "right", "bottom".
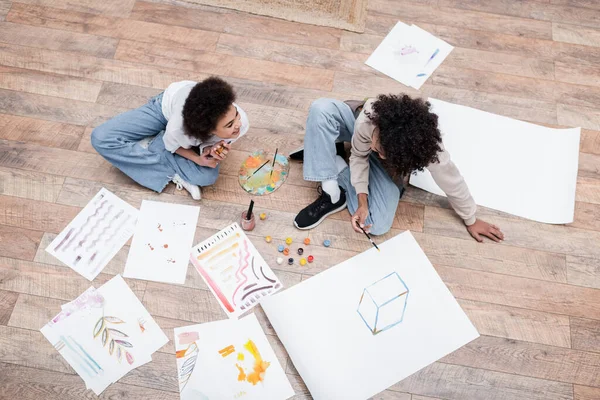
[
  {"left": 366, "top": 22, "right": 453, "bottom": 89},
  {"left": 46, "top": 188, "right": 138, "bottom": 281},
  {"left": 123, "top": 200, "right": 200, "bottom": 284},
  {"left": 261, "top": 232, "right": 479, "bottom": 400},
  {"left": 410, "top": 98, "right": 581, "bottom": 224}
]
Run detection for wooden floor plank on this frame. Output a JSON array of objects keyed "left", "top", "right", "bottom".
[
  {"left": 413, "top": 231, "right": 568, "bottom": 283},
  {"left": 572, "top": 202, "right": 600, "bottom": 232},
  {"left": 367, "top": 0, "right": 553, "bottom": 39},
  {"left": 442, "top": 335, "right": 600, "bottom": 387},
  {"left": 391, "top": 361, "right": 573, "bottom": 400},
  {"left": 0, "top": 362, "right": 179, "bottom": 400},
  {"left": 558, "top": 103, "right": 600, "bottom": 131},
  {"left": 436, "top": 264, "right": 600, "bottom": 320},
  {"left": 571, "top": 317, "right": 600, "bottom": 353},
  {"left": 440, "top": 0, "right": 600, "bottom": 27},
  {"left": 459, "top": 299, "right": 571, "bottom": 348},
  {"left": 0, "top": 21, "right": 118, "bottom": 58},
  {"left": 0, "top": 113, "right": 83, "bottom": 151},
  {"left": 114, "top": 39, "right": 335, "bottom": 91},
  {"left": 14, "top": 0, "right": 136, "bottom": 17},
  {"left": 130, "top": 0, "right": 341, "bottom": 49},
  {"left": 0, "top": 195, "right": 79, "bottom": 233},
  {"left": 0, "top": 224, "right": 44, "bottom": 261},
  {"left": 7, "top": 3, "right": 220, "bottom": 52},
  {"left": 0, "top": 166, "right": 64, "bottom": 202},
  {"left": 581, "top": 129, "right": 600, "bottom": 155},
  {"left": 575, "top": 385, "right": 600, "bottom": 400},
  {"left": 424, "top": 206, "right": 600, "bottom": 259},
  {"left": 0, "top": 289, "right": 18, "bottom": 325},
  {"left": 7, "top": 293, "right": 62, "bottom": 331},
  {"left": 0, "top": 66, "right": 102, "bottom": 102},
  {"left": 567, "top": 255, "right": 600, "bottom": 289},
  {"left": 553, "top": 23, "right": 600, "bottom": 47},
  {"left": 0, "top": 0, "right": 10, "bottom": 21}
]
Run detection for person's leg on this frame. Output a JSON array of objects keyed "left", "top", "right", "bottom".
[
  {"left": 294, "top": 98, "right": 356, "bottom": 230},
  {"left": 338, "top": 154, "right": 403, "bottom": 236},
  {"left": 91, "top": 94, "right": 174, "bottom": 192}
]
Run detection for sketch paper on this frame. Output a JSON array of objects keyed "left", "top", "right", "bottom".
[
  {"left": 41, "top": 275, "right": 168, "bottom": 395},
  {"left": 124, "top": 200, "right": 200, "bottom": 284},
  {"left": 184, "top": 314, "right": 294, "bottom": 400},
  {"left": 261, "top": 231, "right": 479, "bottom": 400},
  {"left": 366, "top": 22, "right": 453, "bottom": 89},
  {"left": 46, "top": 188, "right": 138, "bottom": 281},
  {"left": 190, "top": 223, "right": 283, "bottom": 318},
  {"left": 410, "top": 99, "right": 581, "bottom": 224}
]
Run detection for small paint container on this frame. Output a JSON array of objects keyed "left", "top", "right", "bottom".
[
  {"left": 299, "top": 258, "right": 307, "bottom": 266},
  {"left": 259, "top": 213, "right": 267, "bottom": 220},
  {"left": 323, "top": 239, "right": 331, "bottom": 247},
  {"left": 297, "top": 248, "right": 304, "bottom": 255},
  {"left": 276, "top": 257, "right": 283, "bottom": 265},
  {"left": 283, "top": 248, "right": 290, "bottom": 256},
  {"left": 265, "top": 236, "right": 272, "bottom": 243},
  {"left": 240, "top": 211, "right": 255, "bottom": 231},
  {"left": 278, "top": 245, "right": 285, "bottom": 252},
  {"left": 304, "top": 238, "right": 311, "bottom": 245},
  {"left": 285, "top": 237, "right": 293, "bottom": 245},
  {"left": 288, "top": 258, "right": 294, "bottom": 265},
  {"left": 307, "top": 255, "right": 314, "bottom": 263}
]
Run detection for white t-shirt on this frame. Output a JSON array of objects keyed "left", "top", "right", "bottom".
[{"left": 161, "top": 80, "right": 249, "bottom": 153}]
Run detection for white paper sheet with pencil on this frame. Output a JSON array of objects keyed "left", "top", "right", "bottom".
[{"left": 190, "top": 223, "right": 283, "bottom": 318}]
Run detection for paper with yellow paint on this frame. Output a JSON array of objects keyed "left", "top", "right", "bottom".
[{"left": 182, "top": 314, "right": 294, "bottom": 400}]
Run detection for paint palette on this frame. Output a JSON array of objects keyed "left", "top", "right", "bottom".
[{"left": 238, "top": 150, "right": 289, "bottom": 195}]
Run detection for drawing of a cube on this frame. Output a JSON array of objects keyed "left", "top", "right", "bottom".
[{"left": 357, "top": 272, "right": 409, "bottom": 335}]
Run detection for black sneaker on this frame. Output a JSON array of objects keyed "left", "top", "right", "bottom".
[
  {"left": 294, "top": 186, "right": 347, "bottom": 230},
  {"left": 289, "top": 142, "right": 347, "bottom": 162}
]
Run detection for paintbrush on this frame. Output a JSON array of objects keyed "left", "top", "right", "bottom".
[
  {"left": 246, "top": 200, "right": 254, "bottom": 220},
  {"left": 270, "top": 148, "right": 278, "bottom": 178},
  {"left": 355, "top": 221, "right": 380, "bottom": 252},
  {"left": 249, "top": 160, "right": 270, "bottom": 178}
]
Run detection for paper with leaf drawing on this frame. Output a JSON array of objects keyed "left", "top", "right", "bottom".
[
  {"left": 410, "top": 98, "right": 581, "bottom": 223},
  {"left": 46, "top": 188, "right": 138, "bottom": 281},
  {"left": 182, "top": 314, "right": 294, "bottom": 400},
  {"left": 41, "top": 275, "right": 168, "bottom": 395},
  {"left": 123, "top": 200, "right": 200, "bottom": 284},
  {"left": 366, "top": 22, "right": 453, "bottom": 89},
  {"left": 190, "top": 223, "right": 283, "bottom": 319},
  {"left": 261, "top": 232, "right": 479, "bottom": 400}
]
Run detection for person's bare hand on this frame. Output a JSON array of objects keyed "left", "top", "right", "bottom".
[
  {"left": 351, "top": 206, "right": 371, "bottom": 234},
  {"left": 196, "top": 147, "right": 220, "bottom": 168},
  {"left": 467, "top": 219, "right": 504, "bottom": 243}
]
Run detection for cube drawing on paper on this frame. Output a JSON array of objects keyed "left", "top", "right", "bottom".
[{"left": 357, "top": 272, "right": 409, "bottom": 335}]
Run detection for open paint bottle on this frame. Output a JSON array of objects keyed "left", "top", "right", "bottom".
[{"left": 241, "top": 200, "right": 256, "bottom": 231}]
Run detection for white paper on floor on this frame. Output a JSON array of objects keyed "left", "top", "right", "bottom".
[
  {"left": 175, "top": 314, "right": 294, "bottom": 400},
  {"left": 261, "top": 231, "right": 479, "bottom": 400},
  {"left": 190, "top": 223, "right": 283, "bottom": 319},
  {"left": 40, "top": 275, "right": 168, "bottom": 395},
  {"left": 410, "top": 98, "right": 581, "bottom": 224},
  {"left": 123, "top": 200, "right": 200, "bottom": 284},
  {"left": 46, "top": 188, "right": 138, "bottom": 281},
  {"left": 366, "top": 22, "right": 453, "bottom": 89}
]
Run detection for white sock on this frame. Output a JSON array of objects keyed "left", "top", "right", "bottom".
[
  {"left": 322, "top": 179, "right": 341, "bottom": 203},
  {"left": 335, "top": 155, "right": 348, "bottom": 172}
]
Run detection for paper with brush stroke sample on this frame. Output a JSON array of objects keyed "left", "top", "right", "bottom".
[
  {"left": 262, "top": 232, "right": 479, "bottom": 400},
  {"left": 123, "top": 200, "right": 200, "bottom": 284},
  {"left": 410, "top": 98, "right": 581, "bottom": 224},
  {"left": 41, "top": 275, "right": 168, "bottom": 395},
  {"left": 181, "top": 314, "right": 294, "bottom": 400},
  {"left": 190, "top": 223, "right": 283, "bottom": 319},
  {"left": 366, "top": 22, "right": 453, "bottom": 89},
  {"left": 46, "top": 188, "right": 138, "bottom": 281}
]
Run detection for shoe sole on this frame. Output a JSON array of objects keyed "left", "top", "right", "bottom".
[{"left": 294, "top": 200, "right": 348, "bottom": 230}]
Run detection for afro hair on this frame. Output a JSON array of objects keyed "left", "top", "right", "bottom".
[
  {"left": 368, "top": 94, "right": 442, "bottom": 178},
  {"left": 182, "top": 77, "right": 236, "bottom": 141}
]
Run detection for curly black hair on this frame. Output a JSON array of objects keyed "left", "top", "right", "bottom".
[
  {"left": 368, "top": 94, "right": 442, "bottom": 178},
  {"left": 182, "top": 77, "right": 236, "bottom": 141}
]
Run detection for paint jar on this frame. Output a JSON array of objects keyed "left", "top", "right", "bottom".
[{"left": 240, "top": 211, "right": 255, "bottom": 231}]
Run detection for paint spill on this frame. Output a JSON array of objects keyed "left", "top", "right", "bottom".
[
  {"left": 219, "top": 345, "right": 236, "bottom": 358},
  {"left": 237, "top": 352, "right": 245, "bottom": 361},
  {"left": 163, "top": 244, "right": 169, "bottom": 248},
  {"left": 244, "top": 339, "right": 270, "bottom": 385},
  {"left": 147, "top": 243, "right": 154, "bottom": 251},
  {"left": 236, "top": 363, "right": 246, "bottom": 381},
  {"left": 157, "top": 223, "right": 163, "bottom": 232}
]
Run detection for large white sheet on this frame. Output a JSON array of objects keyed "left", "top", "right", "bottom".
[
  {"left": 410, "top": 99, "right": 581, "bottom": 224},
  {"left": 261, "top": 231, "right": 479, "bottom": 400}
]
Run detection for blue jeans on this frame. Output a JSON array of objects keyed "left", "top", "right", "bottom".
[
  {"left": 91, "top": 93, "right": 220, "bottom": 193},
  {"left": 303, "top": 98, "right": 402, "bottom": 235}
]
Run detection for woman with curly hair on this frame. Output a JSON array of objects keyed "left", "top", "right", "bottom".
[
  {"left": 291, "top": 95, "right": 504, "bottom": 242},
  {"left": 91, "top": 77, "right": 249, "bottom": 200}
]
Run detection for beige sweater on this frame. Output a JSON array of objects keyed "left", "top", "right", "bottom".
[{"left": 349, "top": 99, "right": 477, "bottom": 226}]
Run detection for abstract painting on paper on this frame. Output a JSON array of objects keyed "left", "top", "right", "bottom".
[
  {"left": 123, "top": 200, "right": 200, "bottom": 284},
  {"left": 190, "top": 223, "right": 283, "bottom": 318},
  {"left": 46, "top": 188, "right": 138, "bottom": 281},
  {"left": 262, "top": 232, "right": 479, "bottom": 400},
  {"left": 181, "top": 314, "right": 294, "bottom": 400}
]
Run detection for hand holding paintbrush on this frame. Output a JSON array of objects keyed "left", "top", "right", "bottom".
[{"left": 355, "top": 220, "right": 380, "bottom": 252}]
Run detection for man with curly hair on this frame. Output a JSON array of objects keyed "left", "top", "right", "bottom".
[
  {"left": 291, "top": 95, "right": 504, "bottom": 242},
  {"left": 91, "top": 77, "right": 248, "bottom": 200}
]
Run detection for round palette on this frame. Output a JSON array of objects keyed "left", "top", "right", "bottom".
[{"left": 238, "top": 151, "right": 290, "bottom": 195}]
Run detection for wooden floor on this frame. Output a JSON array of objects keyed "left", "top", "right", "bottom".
[{"left": 0, "top": 0, "right": 600, "bottom": 399}]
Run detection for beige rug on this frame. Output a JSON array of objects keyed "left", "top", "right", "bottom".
[{"left": 184, "top": 0, "right": 368, "bottom": 32}]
